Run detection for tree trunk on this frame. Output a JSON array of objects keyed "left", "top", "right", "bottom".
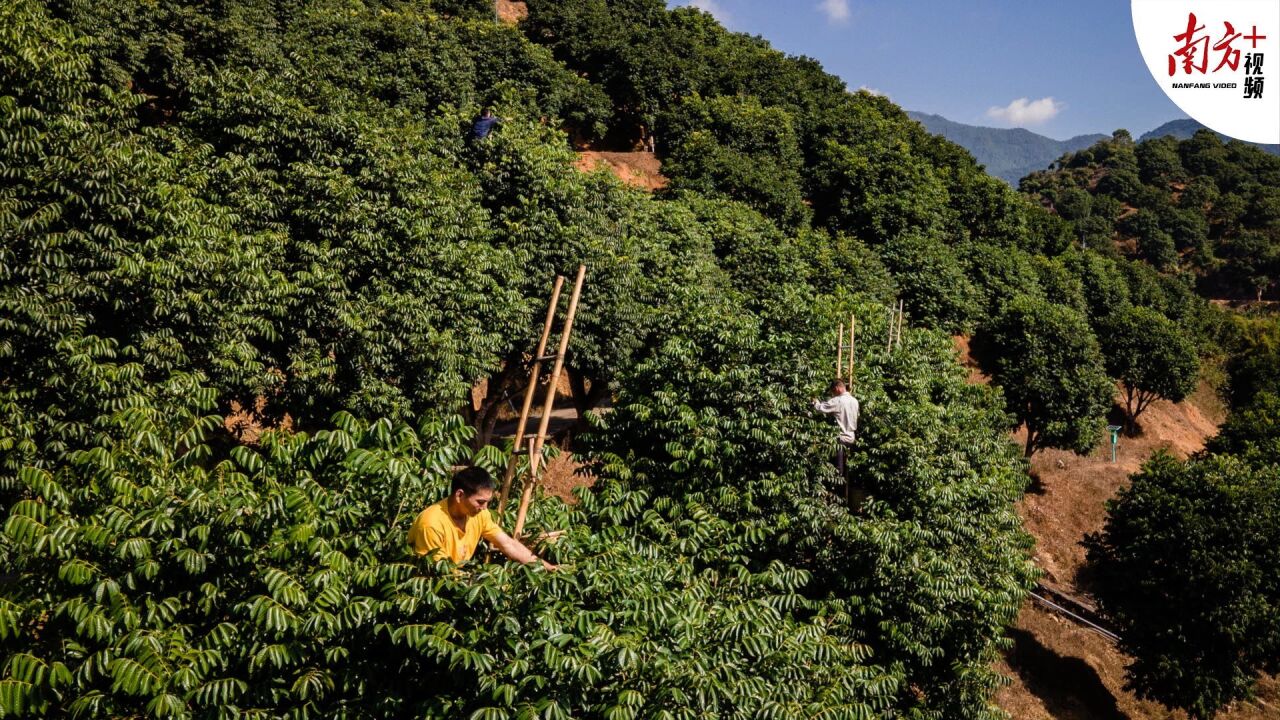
[
  {"left": 1123, "top": 385, "right": 1138, "bottom": 436},
  {"left": 476, "top": 399, "right": 504, "bottom": 450},
  {"left": 472, "top": 354, "right": 525, "bottom": 449},
  {"left": 566, "top": 371, "right": 610, "bottom": 449},
  {"left": 1126, "top": 388, "right": 1153, "bottom": 437}
]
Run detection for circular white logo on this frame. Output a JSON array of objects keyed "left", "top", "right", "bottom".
[{"left": 1132, "top": 0, "right": 1279, "bottom": 143}]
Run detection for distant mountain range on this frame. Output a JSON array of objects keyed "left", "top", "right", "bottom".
[
  {"left": 906, "top": 112, "right": 1107, "bottom": 185},
  {"left": 1139, "top": 118, "right": 1280, "bottom": 156},
  {"left": 907, "top": 113, "right": 1280, "bottom": 186}
]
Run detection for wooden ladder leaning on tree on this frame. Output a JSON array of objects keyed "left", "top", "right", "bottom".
[
  {"left": 496, "top": 264, "right": 587, "bottom": 539},
  {"left": 836, "top": 312, "right": 856, "bottom": 385}
]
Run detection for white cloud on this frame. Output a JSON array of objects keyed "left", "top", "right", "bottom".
[
  {"left": 985, "top": 97, "right": 1064, "bottom": 126},
  {"left": 818, "top": 0, "right": 851, "bottom": 24},
  {"left": 856, "top": 85, "right": 886, "bottom": 97},
  {"left": 689, "top": 0, "right": 730, "bottom": 23}
]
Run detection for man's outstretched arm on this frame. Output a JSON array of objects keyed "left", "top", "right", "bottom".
[
  {"left": 813, "top": 397, "right": 839, "bottom": 413},
  {"left": 489, "top": 530, "right": 557, "bottom": 570}
]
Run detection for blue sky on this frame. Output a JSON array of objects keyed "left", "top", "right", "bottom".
[{"left": 668, "top": 0, "right": 1188, "bottom": 140}]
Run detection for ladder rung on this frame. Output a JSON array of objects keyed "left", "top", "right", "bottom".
[
  {"left": 511, "top": 448, "right": 530, "bottom": 455},
  {"left": 535, "top": 354, "right": 559, "bottom": 362},
  {"left": 523, "top": 433, "right": 540, "bottom": 439}
]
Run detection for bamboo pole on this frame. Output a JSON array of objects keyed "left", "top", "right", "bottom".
[
  {"left": 513, "top": 264, "right": 586, "bottom": 538},
  {"left": 886, "top": 305, "right": 894, "bottom": 354},
  {"left": 835, "top": 322, "right": 844, "bottom": 381},
  {"left": 497, "top": 275, "right": 565, "bottom": 514},
  {"left": 846, "top": 314, "right": 856, "bottom": 382},
  {"left": 896, "top": 300, "right": 905, "bottom": 349}
]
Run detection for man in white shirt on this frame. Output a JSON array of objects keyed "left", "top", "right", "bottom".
[{"left": 813, "top": 379, "right": 860, "bottom": 476}]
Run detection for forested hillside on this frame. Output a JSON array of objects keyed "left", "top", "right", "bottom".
[
  {"left": 1020, "top": 128, "right": 1280, "bottom": 719},
  {"left": 1140, "top": 118, "right": 1280, "bottom": 157},
  {"left": 2, "top": 1, "right": 1277, "bottom": 718},
  {"left": 1022, "top": 129, "right": 1280, "bottom": 302}
]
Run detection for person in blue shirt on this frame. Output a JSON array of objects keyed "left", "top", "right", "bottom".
[{"left": 472, "top": 108, "right": 501, "bottom": 140}]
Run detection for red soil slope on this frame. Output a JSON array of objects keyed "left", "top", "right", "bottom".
[
  {"left": 494, "top": 0, "right": 527, "bottom": 25},
  {"left": 574, "top": 151, "right": 668, "bottom": 191}
]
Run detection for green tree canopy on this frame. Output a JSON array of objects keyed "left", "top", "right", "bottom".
[
  {"left": 1136, "top": 135, "right": 1186, "bottom": 185},
  {"left": 1224, "top": 313, "right": 1280, "bottom": 409},
  {"left": 662, "top": 94, "right": 809, "bottom": 227},
  {"left": 582, "top": 292, "right": 1036, "bottom": 719},
  {"left": 975, "top": 295, "right": 1113, "bottom": 455},
  {"left": 0, "top": 381, "right": 907, "bottom": 718},
  {"left": 1098, "top": 307, "right": 1200, "bottom": 433},
  {"left": 1221, "top": 230, "right": 1280, "bottom": 301},
  {"left": 1205, "top": 391, "right": 1280, "bottom": 466},
  {"left": 1054, "top": 187, "right": 1093, "bottom": 222},
  {"left": 0, "top": 1, "right": 1168, "bottom": 717},
  {"left": 1087, "top": 452, "right": 1280, "bottom": 720},
  {"left": 877, "top": 233, "right": 978, "bottom": 332}
]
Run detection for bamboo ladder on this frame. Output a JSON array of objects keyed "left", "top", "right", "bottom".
[
  {"left": 885, "top": 300, "right": 904, "bottom": 354},
  {"left": 833, "top": 301, "right": 903, "bottom": 380},
  {"left": 835, "top": 313, "right": 856, "bottom": 383},
  {"left": 832, "top": 313, "right": 859, "bottom": 504},
  {"left": 496, "top": 264, "right": 587, "bottom": 539}
]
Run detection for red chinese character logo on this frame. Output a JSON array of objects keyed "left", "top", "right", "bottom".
[
  {"left": 1168, "top": 15, "right": 1266, "bottom": 76},
  {"left": 1170, "top": 13, "right": 1209, "bottom": 75},
  {"left": 1212, "top": 21, "right": 1242, "bottom": 71}
]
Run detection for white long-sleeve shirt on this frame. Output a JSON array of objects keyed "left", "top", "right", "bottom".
[{"left": 814, "top": 392, "right": 860, "bottom": 444}]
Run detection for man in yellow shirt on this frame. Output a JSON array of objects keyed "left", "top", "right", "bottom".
[{"left": 408, "top": 466, "right": 556, "bottom": 569}]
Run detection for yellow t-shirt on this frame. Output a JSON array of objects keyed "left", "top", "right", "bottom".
[{"left": 408, "top": 499, "right": 503, "bottom": 564}]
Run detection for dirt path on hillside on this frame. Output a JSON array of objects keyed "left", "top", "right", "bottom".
[
  {"left": 1016, "top": 385, "right": 1220, "bottom": 589},
  {"left": 950, "top": 337, "right": 1277, "bottom": 718},
  {"left": 1001, "top": 387, "right": 1280, "bottom": 719}
]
